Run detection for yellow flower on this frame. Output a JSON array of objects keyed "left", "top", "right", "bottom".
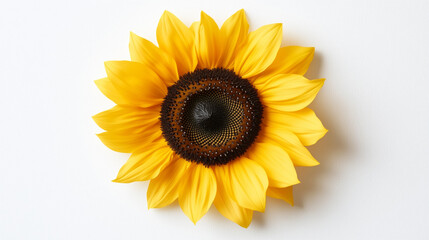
[{"left": 93, "top": 9, "right": 327, "bottom": 228}]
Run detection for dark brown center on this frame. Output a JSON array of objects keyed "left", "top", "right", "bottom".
[{"left": 160, "top": 68, "right": 263, "bottom": 166}]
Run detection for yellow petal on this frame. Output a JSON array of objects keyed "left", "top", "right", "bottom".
[
  {"left": 264, "top": 107, "right": 327, "bottom": 146},
  {"left": 260, "top": 46, "right": 315, "bottom": 77},
  {"left": 219, "top": 9, "right": 249, "bottom": 69},
  {"left": 267, "top": 186, "right": 294, "bottom": 206},
  {"left": 129, "top": 32, "right": 178, "bottom": 86},
  {"left": 213, "top": 167, "right": 253, "bottom": 228},
  {"left": 190, "top": 21, "right": 200, "bottom": 36},
  {"left": 104, "top": 61, "right": 167, "bottom": 108},
  {"left": 157, "top": 11, "right": 197, "bottom": 76},
  {"left": 260, "top": 127, "right": 319, "bottom": 166},
  {"left": 234, "top": 23, "right": 282, "bottom": 78},
  {"left": 228, "top": 157, "right": 268, "bottom": 212},
  {"left": 94, "top": 78, "right": 129, "bottom": 106},
  {"left": 93, "top": 105, "right": 160, "bottom": 133},
  {"left": 179, "top": 163, "right": 217, "bottom": 224},
  {"left": 246, "top": 142, "right": 300, "bottom": 188},
  {"left": 147, "top": 158, "right": 190, "bottom": 208},
  {"left": 195, "top": 11, "right": 222, "bottom": 69},
  {"left": 96, "top": 123, "right": 161, "bottom": 153},
  {"left": 113, "top": 139, "right": 173, "bottom": 183},
  {"left": 259, "top": 74, "right": 324, "bottom": 112}
]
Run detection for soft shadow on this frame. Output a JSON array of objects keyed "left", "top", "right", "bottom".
[
  {"left": 306, "top": 53, "right": 323, "bottom": 80},
  {"left": 293, "top": 52, "right": 351, "bottom": 207},
  {"left": 252, "top": 210, "right": 266, "bottom": 228},
  {"left": 251, "top": 53, "right": 351, "bottom": 226}
]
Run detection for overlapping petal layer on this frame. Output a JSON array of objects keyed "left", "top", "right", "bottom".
[
  {"left": 258, "top": 46, "right": 315, "bottom": 77},
  {"left": 234, "top": 23, "right": 283, "bottom": 78},
  {"left": 267, "top": 186, "right": 294, "bottom": 206},
  {"left": 113, "top": 139, "right": 174, "bottom": 182},
  {"left": 264, "top": 107, "right": 327, "bottom": 146},
  {"left": 157, "top": 11, "right": 197, "bottom": 76},
  {"left": 102, "top": 61, "right": 167, "bottom": 107},
  {"left": 258, "top": 74, "right": 325, "bottom": 112},
  {"left": 213, "top": 172, "right": 253, "bottom": 227},
  {"left": 219, "top": 9, "right": 249, "bottom": 69},
  {"left": 147, "top": 158, "right": 190, "bottom": 208},
  {"left": 93, "top": 105, "right": 161, "bottom": 153},
  {"left": 179, "top": 163, "right": 217, "bottom": 224},
  {"left": 214, "top": 157, "right": 268, "bottom": 212},
  {"left": 247, "top": 142, "right": 299, "bottom": 188},
  {"left": 260, "top": 126, "right": 320, "bottom": 166},
  {"left": 195, "top": 11, "right": 223, "bottom": 69},
  {"left": 129, "top": 32, "right": 178, "bottom": 86}
]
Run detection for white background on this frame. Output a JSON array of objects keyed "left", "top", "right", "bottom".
[{"left": 1, "top": 0, "right": 428, "bottom": 239}]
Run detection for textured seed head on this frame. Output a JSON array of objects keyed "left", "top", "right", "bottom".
[{"left": 160, "top": 68, "right": 263, "bottom": 166}]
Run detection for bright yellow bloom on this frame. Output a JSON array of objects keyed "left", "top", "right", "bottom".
[{"left": 93, "top": 9, "right": 326, "bottom": 228}]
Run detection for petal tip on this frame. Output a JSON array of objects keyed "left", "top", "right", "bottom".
[
  {"left": 272, "top": 23, "right": 283, "bottom": 30},
  {"left": 189, "top": 215, "right": 200, "bottom": 225},
  {"left": 307, "top": 47, "right": 316, "bottom": 56},
  {"left": 242, "top": 223, "right": 251, "bottom": 228},
  {"left": 112, "top": 177, "right": 130, "bottom": 183},
  {"left": 94, "top": 78, "right": 107, "bottom": 90},
  {"left": 103, "top": 61, "right": 116, "bottom": 71},
  {"left": 229, "top": 9, "right": 246, "bottom": 24},
  {"left": 161, "top": 10, "right": 177, "bottom": 21},
  {"left": 254, "top": 198, "right": 267, "bottom": 213},
  {"left": 321, "top": 128, "right": 329, "bottom": 137},
  {"left": 147, "top": 203, "right": 153, "bottom": 210},
  {"left": 312, "top": 161, "right": 321, "bottom": 166},
  {"left": 238, "top": 218, "right": 252, "bottom": 228},
  {"left": 92, "top": 115, "right": 102, "bottom": 126},
  {"left": 129, "top": 31, "right": 140, "bottom": 43},
  {"left": 200, "top": 11, "right": 210, "bottom": 22},
  {"left": 312, "top": 78, "right": 326, "bottom": 89}
]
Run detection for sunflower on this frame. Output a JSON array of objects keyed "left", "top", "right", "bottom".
[{"left": 93, "top": 9, "right": 326, "bottom": 228}]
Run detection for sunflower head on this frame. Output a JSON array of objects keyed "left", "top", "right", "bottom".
[{"left": 93, "top": 9, "right": 327, "bottom": 228}]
